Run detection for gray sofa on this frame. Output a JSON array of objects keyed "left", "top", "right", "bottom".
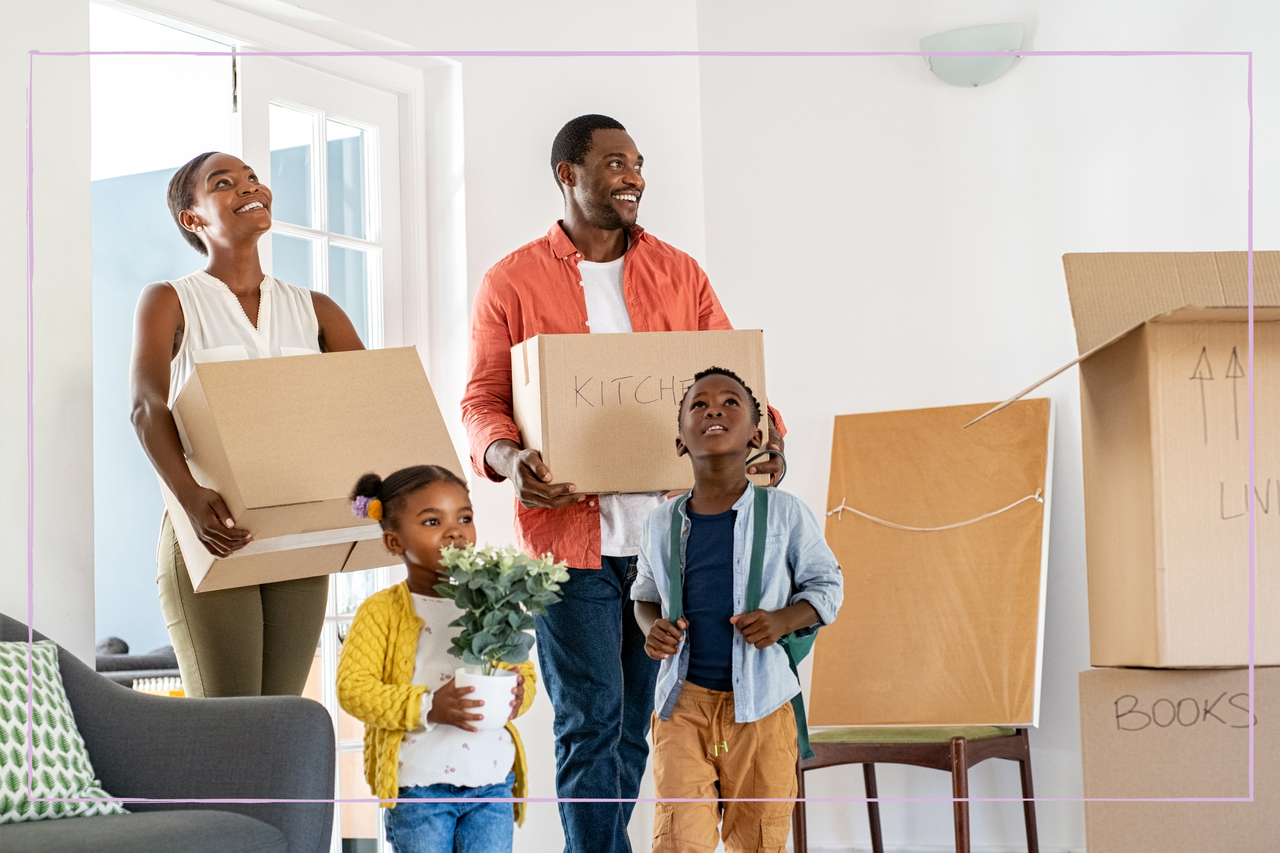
[{"left": 0, "top": 613, "right": 335, "bottom": 853}]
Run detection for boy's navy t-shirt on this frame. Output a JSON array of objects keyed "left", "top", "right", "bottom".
[{"left": 683, "top": 508, "right": 736, "bottom": 692}]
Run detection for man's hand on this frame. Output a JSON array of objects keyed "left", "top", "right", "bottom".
[
  {"left": 485, "top": 439, "right": 585, "bottom": 509},
  {"left": 644, "top": 616, "right": 688, "bottom": 661},
  {"left": 730, "top": 601, "right": 819, "bottom": 649},
  {"left": 426, "top": 678, "right": 484, "bottom": 732},
  {"left": 507, "top": 674, "right": 526, "bottom": 720},
  {"left": 747, "top": 420, "right": 786, "bottom": 486}
]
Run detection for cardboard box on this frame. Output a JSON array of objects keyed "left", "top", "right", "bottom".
[
  {"left": 510, "top": 330, "right": 768, "bottom": 494},
  {"left": 811, "top": 399, "right": 1053, "bottom": 727},
  {"left": 1080, "top": 666, "right": 1278, "bottom": 852},
  {"left": 988, "top": 252, "right": 1280, "bottom": 666},
  {"left": 163, "top": 347, "right": 463, "bottom": 592}
]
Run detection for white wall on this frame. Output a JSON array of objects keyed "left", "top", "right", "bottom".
[
  {"left": 1, "top": 3, "right": 94, "bottom": 663},
  {"left": 694, "top": 1, "right": 1275, "bottom": 851}
]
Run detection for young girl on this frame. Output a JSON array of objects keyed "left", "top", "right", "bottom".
[{"left": 336, "top": 465, "right": 536, "bottom": 853}]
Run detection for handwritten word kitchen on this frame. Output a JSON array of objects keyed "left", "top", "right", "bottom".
[{"left": 573, "top": 375, "right": 696, "bottom": 408}]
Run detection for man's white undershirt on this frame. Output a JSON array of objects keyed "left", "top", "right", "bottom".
[{"left": 578, "top": 254, "right": 664, "bottom": 558}]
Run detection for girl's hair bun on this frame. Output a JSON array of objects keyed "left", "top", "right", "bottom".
[{"left": 351, "top": 473, "right": 383, "bottom": 501}]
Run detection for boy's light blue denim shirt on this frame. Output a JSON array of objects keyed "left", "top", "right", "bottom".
[{"left": 631, "top": 484, "right": 843, "bottom": 724}]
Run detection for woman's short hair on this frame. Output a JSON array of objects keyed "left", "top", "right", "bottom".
[{"left": 166, "top": 151, "right": 220, "bottom": 255}]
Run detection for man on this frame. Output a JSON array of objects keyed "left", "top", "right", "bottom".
[{"left": 462, "top": 114, "right": 784, "bottom": 853}]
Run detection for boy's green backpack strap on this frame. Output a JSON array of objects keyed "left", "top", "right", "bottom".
[
  {"left": 791, "top": 687, "right": 814, "bottom": 760},
  {"left": 747, "top": 484, "right": 817, "bottom": 760},
  {"left": 746, "top": 484, "right": 768, "bottom": 613},
  {"left": 667, "top": 493, "right": 690, "bottom": 623}
]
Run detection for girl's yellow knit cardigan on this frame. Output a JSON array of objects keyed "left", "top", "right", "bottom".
[{"left": 336, "top": 580, "right": 536, "bottom": 825}]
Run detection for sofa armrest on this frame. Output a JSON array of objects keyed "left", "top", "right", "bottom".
[
  {"left": 2, "top": 614, "right": 335, "bottom": 853},
  {"left": 69, "top": 663, "right": 335, "bottom": 853},
  {"left": 74, "top": 682, "right": 334, "bottom": 801}
]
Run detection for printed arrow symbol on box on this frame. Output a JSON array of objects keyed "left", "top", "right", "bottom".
[
  {"left": 1225, "top": 347, "right": 1246, "bottom": 440},
  {"left": 1190, "top": 346, "right": 1213, "bottom": 445}
]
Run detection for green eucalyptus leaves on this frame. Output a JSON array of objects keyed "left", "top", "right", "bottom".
[{"left": 436, "top": 544, "right": 570, "bottom": 675}]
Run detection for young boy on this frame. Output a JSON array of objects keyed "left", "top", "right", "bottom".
[{"left": 632, "top": 367, "right": 843, "bottom": 853}]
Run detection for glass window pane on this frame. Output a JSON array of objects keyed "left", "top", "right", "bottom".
[
  {"left": 269, "top": 103, "right": 316, "bottom": 228},
  {"left": 272, "top": 232, "right": 317, "bottom": 290},
  {"left": 335, "top": 569, "right": 386, "bottom": 618},
  {"left": 329, "top": 244, "right": 369, "bottom": 344},
  {"left": 327, "top": 120, "right": 367, "bottom": 239}
]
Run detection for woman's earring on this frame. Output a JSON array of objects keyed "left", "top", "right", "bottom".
[{"left": 195, "top": 225, "right": 204, "bottom": 232}]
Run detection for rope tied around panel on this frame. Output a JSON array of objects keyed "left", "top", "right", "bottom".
[{"left": 826, "top": 489, "right": 1044, "bottom": 532}]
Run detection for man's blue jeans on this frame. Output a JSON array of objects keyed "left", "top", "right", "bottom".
[
  {"left": 535, "top": 556, "right": 661, "bottom": 853},
  {"left": 383, "top": 771, "right": 516, "bottom": 853}
]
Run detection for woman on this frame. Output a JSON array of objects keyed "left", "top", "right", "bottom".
[{"left": 130, "top": 151, "right": 365, "bottom": 697}]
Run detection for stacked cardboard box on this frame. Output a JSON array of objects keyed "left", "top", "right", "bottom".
[{"left": 1045, "top": 252, "right": 1279, "bottom": 851}]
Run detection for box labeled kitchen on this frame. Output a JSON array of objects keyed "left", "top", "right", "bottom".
[{"left": 510, "top": 330, "right": 767, "bottom": 494}]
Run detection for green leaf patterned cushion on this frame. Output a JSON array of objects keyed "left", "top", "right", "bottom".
[{"left": 0, "top": 640, "right": 128, "bottom": 823}]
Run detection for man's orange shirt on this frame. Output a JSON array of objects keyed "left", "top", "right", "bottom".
[{"left": 462, "top": 222, "right": 783, "bottom": 568}]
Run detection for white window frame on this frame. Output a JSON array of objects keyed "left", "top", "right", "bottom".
[{"left": 268, "top": 100, "right": 387, "bottom": 348}]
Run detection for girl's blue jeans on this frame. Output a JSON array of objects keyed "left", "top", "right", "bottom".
[{"left": 383, "top": 771, "right": 516, "bottom": 853}]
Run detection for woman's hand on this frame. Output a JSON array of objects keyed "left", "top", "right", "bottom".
[
  {"left": 426, "top": 678, "right": 484, "bottom": 732},
  {"left": 178, "top": 485, "right": 252, "bottom": 556},
  {"left": 508, "top": 674, "right": 526, "bottom": 720}
]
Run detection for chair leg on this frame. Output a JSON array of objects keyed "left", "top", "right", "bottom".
[
  {"left": 950, "top": 737, "right": 970, "bottom": 853},
  {"left": 863, "top": 763, "right": 884, "bottom": 853},
  {"left": 1017, "top": 730, "right": 1040, "bottom": 853},
  {"left": 792, "top": 757, "right": 808, "bottom": 853}
]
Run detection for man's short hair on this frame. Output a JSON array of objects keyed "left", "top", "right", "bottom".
[{"left": 550, "top": 114, "right": 626, "bottom": 191}]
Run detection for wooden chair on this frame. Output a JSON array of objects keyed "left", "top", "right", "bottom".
[{"left": 791, "top": 725, "right": 1039, "bottom": 853}]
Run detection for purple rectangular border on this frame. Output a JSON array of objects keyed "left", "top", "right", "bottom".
[{"left": 22, "top": 48, "right": 1257, "bottom": 809}]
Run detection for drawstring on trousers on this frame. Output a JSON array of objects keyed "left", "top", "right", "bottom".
[{"left": 711, "top": 692, "right": 731, "bottom": 758}]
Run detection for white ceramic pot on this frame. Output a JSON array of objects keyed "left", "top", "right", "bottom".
[{"left": 454, "top": 666, "right": 518, "bottom": 730}]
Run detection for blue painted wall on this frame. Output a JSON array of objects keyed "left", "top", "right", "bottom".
[{"left": 92, "top": 167, "right": 203, "bottom": 651}]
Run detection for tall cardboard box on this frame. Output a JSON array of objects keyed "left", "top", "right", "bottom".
[
  {"left": 1079, "top": 666, "right": 1278, "bottom": 852},
  {"left": 163, "top": 347, "right": 463, "bottom": 592},
  {"left": 510, "top": 330, "right": 767, "bottom": 494},
  {"left": 1054, "top": 253, "right": 1279, "bottom": 666}
]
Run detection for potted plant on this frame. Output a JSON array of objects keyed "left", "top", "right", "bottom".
[{"left": 435, "top": 544, "right": 569, "bottom": 729}]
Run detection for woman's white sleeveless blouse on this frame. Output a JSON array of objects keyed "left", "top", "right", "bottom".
[{"left": 167, "top": 270, "right": 321, "bottom": 405}]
